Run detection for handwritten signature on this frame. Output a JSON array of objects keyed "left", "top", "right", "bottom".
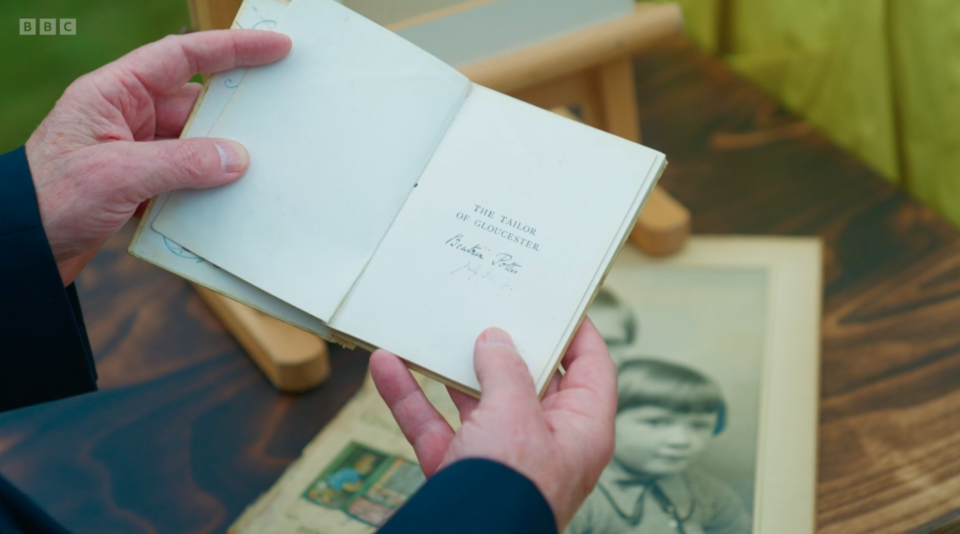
[
  {"left": 492, "top": 253, "right": 521, "bottom": 274},
  {"left": 445, "top": 234, "right": 485, "bottom": 259},
  {"left": 445, "top": 234, "right": 522, "bottom": 274}
]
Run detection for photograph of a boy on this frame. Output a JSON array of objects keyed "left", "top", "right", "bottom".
[{"left": 566, "top": 359, "right": 752, "bottom": 534}]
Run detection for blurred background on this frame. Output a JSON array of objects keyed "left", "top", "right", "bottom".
[
  {"left": 5, "top": 0, "right": 958, "bottom": 228},
  {"left": 669, "top": 0, "right": 960, "bottom": 229},
  {"left": 0, "top": 0, "right": 192, "bottom": 153}
]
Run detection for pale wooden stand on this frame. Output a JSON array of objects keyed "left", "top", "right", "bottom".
[
  {"left": 187, "top": 0, "right": 691, "bottom": 392},
  {"left": 194, "top": 286, "right": 330, "bottom": 391}
]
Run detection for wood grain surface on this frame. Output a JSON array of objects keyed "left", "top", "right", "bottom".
[
  {"left": 2, "top": 36, "right": 960, "bottom": 533},
  {"left": 635, "top": 38, "right": 960, "bottom": 534}
]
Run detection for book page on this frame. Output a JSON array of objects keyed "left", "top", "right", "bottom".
[
  {"left": 152, "top": 0, "right": 471, "bottom": 321},
  {"left": 330, "top": 86, "right": 664, "bottom": 393},
  {"left": 128, "top": 0, "right": 339, "bottom": 339}
]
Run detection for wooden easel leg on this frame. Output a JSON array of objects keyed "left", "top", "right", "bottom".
[
  {"left": 597, "top": 57, "right": 642, "bottom": 143},
  {"left": 194, "top": 285, "right": 331, "bottom": 392},
  {"left": 576, "top": 72, "right": 606, "bottom": 132},
  {"left": 595, "top": 58, "right": 688, "bottom": 256},
  {"left": 508, "top": 71, "right": 600, "bottom": 125},
  {"left": 188, "top": 0, "right": 242, "bottom": 32}
]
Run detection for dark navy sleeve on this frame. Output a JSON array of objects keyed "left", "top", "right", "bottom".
[
  {"left": 0, "top": 475, "right": 72, "bottom": 534},
  {"left": 379, "top": 459, "right": 558, "bottom": 534},
  {"left": 0, "top": 146, "right": 97, "bottom": 413}
]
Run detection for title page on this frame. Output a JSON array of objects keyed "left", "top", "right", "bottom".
[{"left": 330, "top": 87, "right": 664, "bottom": 392}]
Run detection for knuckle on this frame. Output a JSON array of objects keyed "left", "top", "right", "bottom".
[
  {"left": 172, "top": 142, "right": 218, "bottom": 185},
  {"left": 154, "top": 34, "right": 183, "bottom": 54},
  {"left": 61, "top": 74, "right": 89, "bottom": 97}
]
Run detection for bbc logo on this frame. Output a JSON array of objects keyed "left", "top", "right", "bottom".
[{"left": 20, "top": 19, "right": 76, "bottom": 35}]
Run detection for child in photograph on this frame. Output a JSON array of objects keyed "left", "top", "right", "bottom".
[
  {"left": 587, "top": 288, "right": 639, "bottom": 363},
  {"left": 566, "top": 359, "right": 751, "bottom": 534}
]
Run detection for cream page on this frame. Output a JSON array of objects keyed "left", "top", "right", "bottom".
[
  {"left": 128, "top": 0, "right": 339, "bottom": 339},
  {"left": 152, "top": 0, "right": 471, "bottom": 321},
  {"left": 330, "top": 86, "right": 664, "bottom": 392}
]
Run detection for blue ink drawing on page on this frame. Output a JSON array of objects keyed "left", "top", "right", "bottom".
[{"left": 164, "top": 237, "right": 205, "bottom": 263}]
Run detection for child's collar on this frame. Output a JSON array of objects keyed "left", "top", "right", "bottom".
[{"left": 596, "top": 461, "right": 694, "bottom": 525}]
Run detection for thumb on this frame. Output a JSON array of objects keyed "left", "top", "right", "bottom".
[
  {"left": 474, "top": 328, "right": 539, "bottom": 410},
  {"left": 104, "top": 137, "right": 249, "bottom": 201}
]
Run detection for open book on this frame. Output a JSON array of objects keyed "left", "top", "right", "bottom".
[{"left": 130, "top": 0, "right": 666, "bottom": 396}]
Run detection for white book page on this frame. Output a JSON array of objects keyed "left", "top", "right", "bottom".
[
  {"left": 330, "top": 86, "right": 664, "bottom": 392},
  {"left": 152, "top": 0, "right": 470, "bottom": 321},
  {"left": 128, "top": 0, "right": 336, "bottom": 338}
]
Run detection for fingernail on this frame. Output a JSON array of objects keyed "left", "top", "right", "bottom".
[
  {"left": 480, "top": 327, "right": 516, "bottom": 349},
  {"left": 216, "top": 141, "right": 248, "bottom": 174}
]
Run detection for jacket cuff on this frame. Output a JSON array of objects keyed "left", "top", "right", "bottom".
[
  {"left": 0, "top": 147, "right": 97, "bottom": 413},
  {"left": 379, "top": 458, "right": 557, "bottom": 534}
]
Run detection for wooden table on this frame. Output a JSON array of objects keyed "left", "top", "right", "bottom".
[{"left": 2, "top": 36, "right": 960, "bottom": 534}]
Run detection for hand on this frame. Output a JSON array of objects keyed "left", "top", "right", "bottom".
[
  {"left": 24, "top": 30, "right": 292, "bottom": 285},
  {"left": 370, "top": 319, "right": 617, "bottom": 531}
]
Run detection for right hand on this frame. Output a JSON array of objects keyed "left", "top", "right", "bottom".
[{"left": 369, "top": 319, "right": 617, "bottom": 531}]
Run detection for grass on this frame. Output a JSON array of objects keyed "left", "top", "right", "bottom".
[{"left": 0, "top": 0, "right": 192, "bottom": 153}]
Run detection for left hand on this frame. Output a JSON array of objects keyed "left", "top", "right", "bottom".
[
  {"left": 370, "top": 319, "right": 617, "bottom": 531},
  {"left": 24, "top": 30, "right": 292, "bottom": 285}
]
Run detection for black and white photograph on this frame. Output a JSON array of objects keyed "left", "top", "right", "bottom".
[{"left": 567, "top": 259, "right": 769, "bottom": 534}]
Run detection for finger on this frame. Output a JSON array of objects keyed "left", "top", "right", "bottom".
[
  {"left": 473, "top": 328, "right": 539, "bottom": 412},
  {"left": 542, "top": 370, "right": 562, "bottom": 398},
  {"left": 446, "top": 386, "right": 479, "bottom": 422},
  {"left": 155, "top": 83, "right": 204, "bottom": 138},
  {"left": 110, "top": 30, "right": 292, "bottom": 95},
  {"left": 559, "top": 318, "right": 618, "bottom": 402},
  {"left": 370, "top": 350, "right": 455, "bottom": 477},
  {"left": 97, "top": 137, "right": 249, "bottom": 202}
]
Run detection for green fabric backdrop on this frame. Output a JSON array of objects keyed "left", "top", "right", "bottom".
[
  {"left": 5, "top": 1, "right": 958, "bottom": 227},
  {"left": 660, "top": 0, "right": 960, "bottom": 228},
  {"left": 0, "top": 0, "right": 191, "bottom": 154}
]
